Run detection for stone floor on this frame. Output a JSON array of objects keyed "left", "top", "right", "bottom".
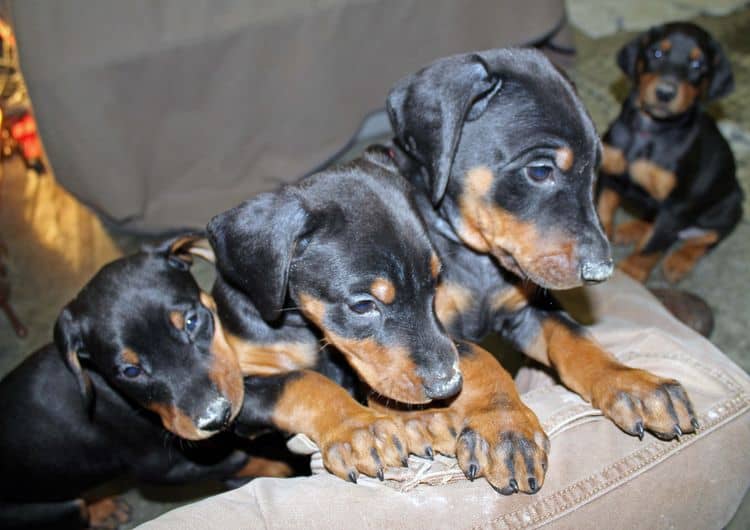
[{"left": 0, "top": 3, "right": 748, "bottom": 529}]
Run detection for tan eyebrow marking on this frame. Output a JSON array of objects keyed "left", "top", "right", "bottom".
[
  {"left": 370, "top": 278, "right": 396, "bottom": 304},
  {"left": 555, "top": 147, "right": 574, "bottom": 172},
  {"left": 122, "top": 349, "right": 140, "bottom": 365},
  {"left": 169, "top": 311, "right": 185, "bottom": 330}
]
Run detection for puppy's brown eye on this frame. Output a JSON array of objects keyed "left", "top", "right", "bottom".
[
  {"left": 350, "top": 300, "right": 377, "bottom": 314},
  {"left": 525, "top": 165, "right": 553, "bottom": 182},
  {"left": 651, "top": 48, "right": 664, "bottom": 59},
  {"left": 690, "top": 59, "right": 703, "bottom": 70}
]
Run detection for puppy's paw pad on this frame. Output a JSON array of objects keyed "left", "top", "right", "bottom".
[{"left": 87, "top": 496, "right": 132, "bottom": 530}]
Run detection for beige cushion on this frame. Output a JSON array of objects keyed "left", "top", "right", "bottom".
[{"left": 139, "top": 272, "right": 750, "bottom": 529}]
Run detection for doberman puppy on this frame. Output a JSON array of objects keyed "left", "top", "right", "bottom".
[
  {"left": 0, "top": 236, "right": 251, "bottom": 529},
  {"left": 384, "top": 48, "right": 698, "bottom": 478},
  {"left": 596, "top": 22, "right": 743, "bottom": 283},
  {"left": 208, "top": 147, "right": 550, "bottom": 493}
]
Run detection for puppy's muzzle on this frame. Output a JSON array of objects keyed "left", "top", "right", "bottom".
[
  {"left": 580, "top": 259, "right": 614, "bottom": 284},
  {"left": 655, "top": 81, "right": 678, "bottom": 103}
]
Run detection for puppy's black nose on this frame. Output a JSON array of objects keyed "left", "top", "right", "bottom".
[
  {"left": 197, "top": 398, "right": 233, "bottom": 431},
  {"left": 424, "top": 369, "right": 463, "bottom": 400},
  {"left": 580, "top": 259, "right": 614, "bottom": 284},
  {"left": 655, "top": 82, "right": 677, "bottom": 102}
]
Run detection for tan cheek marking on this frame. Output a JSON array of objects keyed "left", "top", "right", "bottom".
[
  {"left": 298, "top": 293, "right": 326, "bottom": 327},
  {"left": 673, "top": 82, "right": 700, "bottom": 113},
  {"left": 225, "top": 333, "right": 318, "bottom": 376},
  {"left": 465, "top": 166, "right": 494, "bottom": 196},
  {"left": 370, "top": 278, "right": 396, "bottom": 304},
  {"left": 200, "top": 292, "right": 244, "bottom": 419},
  {"left": 639, "top": 73, "right": 658, "bottom": 103},
  {"left": 434, "top": 282, "right": 473, "bottom": 327},
  {"left": 121, "top": 348, "right": 140, "bottom": 365},
  {"left": 169, "top": 310, "right": 185, "bottom": 330},
  {"left": 457, "top": 166, "right": 578, "bottom": 287},
  {"left": 147, "top": 403, "right": 205, "bottom": 440},
  {"left": 327, "top": 331, "right": 428, "bottom": 404},
  {"left": 555, "top": 147, "right": 574, "bottom": 172},
  {"left": 430, "top": 254, "right": 442, "bottom": 279}
]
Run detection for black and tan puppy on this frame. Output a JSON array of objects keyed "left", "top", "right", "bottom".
[
  {"left": 596, "top": 22, "right": 743, "bottom": 282},
  {"left": 0, "top": 236, "right": 251, "bottom": 530},
  {"left": 385, "top": 48, "right": 698, "bottom": 473},
  {"left": 208, "top": 148, "right": 550, "bottom": 493}
]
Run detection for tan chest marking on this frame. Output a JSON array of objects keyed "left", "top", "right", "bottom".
[
  {"left": 601, "top": 144, "right": 627, "bottom": 175},
  {"left": 629, "top": 159, "right": 676, "bottom": 200}
]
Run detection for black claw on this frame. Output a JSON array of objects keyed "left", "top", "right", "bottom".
[
  {"left": 691, "top": 418, "right": 700, "bottom": 431},
  {"left": 635, "top": 421, "right": 644, "bottom": 440},
  {"left": 509, "top": 478, "right": 519, "bottom": 493},
  {"left": 528, "top": 477, "right": 537, "bottom": 493},
  {"left": 392, "top": 435, "right": 404, "bottom": 456},
  {"left": 425, "top": 446, "right": 434, "bottom": 459},
  {"left": 401, "top": 456, "right": 409, "bottom": 467},
  {"left": 673, "top": 425, "right": 682, "bottom": 440},
  {"left": 377, "top": 468, "right": 384, "bottom": 481},
  {"left": 348, "top": 470, "right": 358, "bottom": 484},
  {"left": 467, "top": 463, "right": 478, "bottom": 481}
]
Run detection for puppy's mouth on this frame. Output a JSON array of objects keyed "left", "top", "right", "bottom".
[
  {"left": 642, "top": 101, "right": 678, "bottom": 119},
  {"left": 492, "top": 247, "right": 583, "bottom": 291},
  {"left": 148, "top": 403, "right": 229, "bottom": 441},
  {"left": 322, "top": 332, "right": 435, "bottom": 404}
]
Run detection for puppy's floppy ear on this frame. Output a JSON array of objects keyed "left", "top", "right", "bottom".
[
  {"left": 208, "top": 191, "right": 309, "bottom": 322},
  {"left": 387, "top": 52, "right": 501, "bottom": 205},
  {"left": 54, "top": 306, "right": 94, "bottom": 414},
  {"left": 617, "top": 33, "right": 647, "bottom": 79},
  {"left": 706, "top": 37, "right": 734, "bottom": 101},
  {"left": 149, "top": 233, "right": 215, "bottom": 270}
]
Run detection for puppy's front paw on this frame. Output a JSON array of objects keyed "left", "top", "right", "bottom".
[
  {"left": 591, "top": 366, "right": 698, "bottom": 440},
  {"left": 613, "top": 219, "right": 651, "bottom": 246},
  {"left": 319, "top": 412, "right": 408, "bottom": 483},
  {"left": 456, "top": 405, "right": 549, "bottom": 494},
  {"left": 87, "top": 496, "right": 132, "bottom": 530},
  {"left": 401, "top": 409, "right": 461, "bottom": 458}
]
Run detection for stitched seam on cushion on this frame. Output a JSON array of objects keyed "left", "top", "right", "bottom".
[
  {"left": 617, "top": 350, "right": 744, "bottom": 393},
  {"left": 538, "top": 350, "right": 742, "bottom": 435},
  {"left": 482, "top": 393, "right": 749, "bottom": 529}
]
